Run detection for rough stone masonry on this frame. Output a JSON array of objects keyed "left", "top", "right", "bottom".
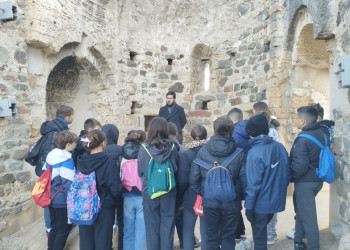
[{"left": 0, "top": 0, "right": 350, "bottom": 247}]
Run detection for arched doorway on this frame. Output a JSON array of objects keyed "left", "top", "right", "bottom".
[{"left": 46, "top": 56, "right": 102, "bottom": 134}]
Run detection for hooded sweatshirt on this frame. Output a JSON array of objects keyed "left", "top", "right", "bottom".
[
  {"left": 77, "top": 152, "right": 122, "bottom": 209},
  {"left": 137, "top": 142, "right": 180, "bottom": 199},
  {"left": 43, "top": 148, "right": 75, "bottom": 208},
  {"left": 102, "top": 124, "right": 122, "bottom": 168},
  {"left": 233, "top": 120, "right": 251, "bottom": 154}
]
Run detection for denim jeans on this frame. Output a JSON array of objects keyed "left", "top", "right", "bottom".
[
  {"left": 267, "top": 213, "right": 277, "bottom": 237},
  {"left": 44, "top": 207, "right": 51, "bottom": 229},
  {"left": 247, "top": 212, "right": 273, "bottom": 250},
  {"left": 123, "top": 196, "right": 146, "bottom": 250}
]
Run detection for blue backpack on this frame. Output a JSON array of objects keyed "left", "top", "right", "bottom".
[
  {"left": 193, "top": 148, "right": 242, "bottom": 204},
  {"left": 298, "top": 133, "right": 335, "bottom": 184}
]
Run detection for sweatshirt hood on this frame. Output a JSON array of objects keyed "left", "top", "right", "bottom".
[
  {"left": 77, "top": 152, "right": 109, "bottom": 174},
  {"left": 249, "top": 134, "right": 274, "bottom": 147},
  {"left": 40, "top": 118, "right": 67, "bottom": 135},
  {"left": 46, "top": 148, "right": 72, "bottom": 165},
  {"left": 146, "top": 143, "right": 174, "bottom": 164},
  {"left": 318, "top": 119, "right": 335, "bottom": 129},
  {"left": 122, "top": 142, "right": 141, "bottom": 159},
  {"left": 102, "top": 124, "right": 119, "bottom": 145},
  {"left": 205, "top": 136, "right": 236, "bottom": 157},
  {"left": 234, "top": 120, "right": 250, "bottom": 140}
]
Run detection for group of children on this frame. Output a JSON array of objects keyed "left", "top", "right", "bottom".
[{"left": 38, "top": 100, "right": 333, "bottom": 250}]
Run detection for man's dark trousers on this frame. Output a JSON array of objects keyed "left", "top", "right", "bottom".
[
  {"left": 294, "top": 181, "right": 323, "bottom": 250},
  {"left": 247, "top": 212, "right": 273, "bottom": 250},
  {"left": 203, "top": 206, "right": 239, "bottom": 250}
]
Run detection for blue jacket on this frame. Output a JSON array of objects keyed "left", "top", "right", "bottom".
[
  {"left": 290, "top": 123, "right": 325, "bottom": 182},
  {"left": 43, "top": 148, "right": 75, "bottom": 208},
  {"left": 233, "top": 120, "right": 251, "bottom": 154},
  {"left": 190, "top": 136, "right": 246, "bottom": 210},
  {"left": 245, "top": 135, "right": 290, "bottom": 214}
]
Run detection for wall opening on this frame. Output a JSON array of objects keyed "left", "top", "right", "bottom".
[
  {"left": 201, "top": 100, "right": 210, "bottom": 110},
  {"left": 144, "top": 115, "right": 157, "bottom": 132},
  {"left": 131, "top": 101, "right": 137, "bottom": 114},
  {"left": 46, "top": 56, "right": 101, "bottom": 134},
  {"left": 190, "top": 44, "right": 212, "bottom": 93},
  {"left": 130, "top": 51, "right": 138, "bottom": 61},
  {"left": 167, "top": 58, "right": 173, "bottom": 65}
]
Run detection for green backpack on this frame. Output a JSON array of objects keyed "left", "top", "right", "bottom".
[{"left": 142, "top": 143, "right": 176, "bottom": 199}]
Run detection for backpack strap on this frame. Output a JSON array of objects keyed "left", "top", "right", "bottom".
[
  {"left": 297, "top": 134, "right": 324, "bottom": 149},
  {"left": 142, "top": 143, "right": 175, "bottom": 160},
  {"left": 221, "top": 148, "right": 243, "bottom": 167},
  {"left": 193, "top": 157, "right": 212, "bottom": 170}
]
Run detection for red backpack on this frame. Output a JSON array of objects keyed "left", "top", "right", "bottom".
[{"left": 31, "top": 165, "right": 61, "bottom": 208}]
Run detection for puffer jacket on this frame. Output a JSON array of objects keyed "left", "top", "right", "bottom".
[
  {"left": 138, "top": 142, "right": 180, "bottom": 199},
  {"left": 233, "top": 120, "right": 251, "bottom": 154},
  {"left": 245, "top": 135, "right": 290, "bottom": 214},
  {"left": 189, "top": 136, "right": 246, "bottom": 209},
  {"left": 102, "top": 124, "right": 122, "bottom": 168},
  {"left": 43, "top": 148, "right": 75, "bottom": 208},
  {"left": 178, "top": 145, "right": 203, "bottom": 211},
  {"left": 290, "top": 122, "right": 326, "bottom": 182},
  {"left": 36, "top": 117, "right": 68, "bottom": 177}
]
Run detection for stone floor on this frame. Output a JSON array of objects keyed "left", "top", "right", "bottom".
[{"left": 0, "top": 184, "right": 338, "bottom": 250}]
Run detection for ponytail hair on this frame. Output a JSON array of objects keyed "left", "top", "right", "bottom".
[
  {"left": 82, "top": 130, "right": 106, "bottom": 150},
  {"left": 124, "top": 130, "right": 146, "bottom": 144}
]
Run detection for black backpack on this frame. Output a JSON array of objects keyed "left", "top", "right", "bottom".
[{"left": 25, "top": 136, "right": 45, "bottom": 166}]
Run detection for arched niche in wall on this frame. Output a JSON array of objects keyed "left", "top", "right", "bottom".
[
  {"left": 190, "top": 44, "right": 212, "bottom": 94},
  {"left": 46, "top": 56, "right": 102, "bottom": 134}
]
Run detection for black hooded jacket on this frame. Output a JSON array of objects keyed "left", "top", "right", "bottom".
[
  {"left": 77, "top": 152, "right": 122, "bottom": 209},
  {"left": 36, "top": 118, "right": 67, "bottom": 176},
  {"left": 72, "top": 130, "right": 88, "bottom": 166},
  {"left": 189, "top": 136, "right": 246, "bottom": 209},
  {"left": 138, "top": 142, "right": 180, "bottom": 199},
  {"left": 102, "top": 124, "right": 122, "bottom": 168}
]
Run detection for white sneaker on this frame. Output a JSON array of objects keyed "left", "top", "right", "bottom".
[
  {"left": 286, "top": 228, "right": 295, "bottom": 240},
  {"left": 235, "top": 241, "right": 246, "bottom": 250},
  {"left": 267, "top": 235, "right": 275, "bottom": 245},
  {"left": 113, "top": 224, "right": 118, "bottom": 232},
  {"left": 241, "top": 238, "right": 251, "bottom": 249}
]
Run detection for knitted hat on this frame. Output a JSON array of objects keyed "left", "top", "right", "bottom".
[{"left": 245, "top": 113, "right": 269, "bottom": 138}]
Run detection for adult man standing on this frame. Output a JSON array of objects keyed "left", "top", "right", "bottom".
[
  {"left": 158, "top": 91, "right": 187, "bottom": 144},
  {"left": 37, "top": 105, "right": 74, "bottom": 236},
  {"left": 290, "top": 106, "right": 325, "bottom": 250}
]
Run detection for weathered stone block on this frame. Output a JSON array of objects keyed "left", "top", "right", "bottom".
[
  {"left": 216, "top": 93, "right": 227, "bottom": 100},
  {"left": 258, "top": 54, "right": 267, "bottom": 61},
  {"left": 145, "top": 51, "right": 153, "bottom": 56},
  {"left": 331, "top": 220, "right": 350, "bottom": 240},
  {"left": 256, "top": 92, "right": 266, "bottom": 101},
  {"left": 161, "top": 45, "right": 167, "bottom": 52},
  {"left": 219, "top": 60, "right": 232, "bottom": 69},
  {"left": 0, "top": 205, "right": 21, "bottom": 217},
  {"left": 0, "top": 173, "right": 15, "bottom": 185},
  {"left": 195, "top": 101, "right": 203, "bottom": 110},
  {"left": 169, "top": 82, "right": 184, "bottom": 93},
  {"left": 339, "top": 201, "right": 348, "bottom": 218},
  {"left": 156, "top": 97, "right": 163, "bottom": 103},
  {"left": 258, "top": 10, "right": 269, "bottom": 22},
  {"left": 0, "top": 220, "right": 6, "bottom": 232},
  {"left": 230, "top": 98, "right": 241, "bottom": 106},
  {"left": 150, "top": 83, "right": 157, "bottom": 88},
  {"left": 142, "top": 82, "right": 147, "bottom": 88},
  {"left": 182, "top": 102, "right": 190, "bottom": 110},
  {"left": 16, "top": 171, "right": 31, "bottom": 183},
  {"left": 337, "top": 180, "right": 350, "bottom": 200},
  {"left": 224, "top": 85, "right": 233, "bottom": 92},
  {"left": 0, "top": 187, "right": 4, "bottom": 197},
  {"left": 140, "top": 70, "right": 146, "bottom": 76},
  {"left": 127, "top": 60, "right": 137, "bottom": 67},
  {"left": 21, "top": 200, "right": 32, "bottom": 211},
  {"left": 14, "top": 50, "right": 27, "bottom": 64},
  {"left": 171, "top": 74, "right": 178, "bottom": 80},
  {"left": 253, "top": 25, "right": 264, "bottom": 34},
  {"left": 165, "top": 65, "right": 172, "bottom": 73},
  {"left": 219, "top": 77, "right": 228, "bottom": 87},
  {"left": 195, "top": 95, "right": 216, "bottom": 101},
  {"left": 341, "top": 29, "right": 350, "bottom": 54},
  {"left": 225, "top": 69, "right": 233, "bottom": 76},
  {"left": 236, "top": 59, "right": 246, "bottom": 67},
  {"left": 158, "top": 73, "right": 169, "bottom": 79},
  {"left": 187, "top": 111, "right": 212, "bottom": 117},
  {"left": 334, "top": 137, "right": 344, "bottom": 156},
  {"left": 234, "top": 84, "right": 240, "bottom": 92},
  {"left": 25, "top": 180, "right": 35, "bottom": 191},
  {"left": 0, "top": 152, "right": 10, "bottom": 161},
  {"left": 264, "top": 63, "right": 270, "bottom": 73},
  {"left": 339, "top": 232, "right": 350, "bottom": 250},
  {"left": 12, "top": 146, "right": 29, "bottom": 160},
  {"left": 239, "top": 3, "right": 249, "bottom": 15},
  {"left": 3, "top": 140, "right": 17, "bottom": 148},
  {"left": 0, "top": 48, "right": 10, "bottom": 63},
  {"left": 7, "top": 161, "right": 23, "bottom": 171}
]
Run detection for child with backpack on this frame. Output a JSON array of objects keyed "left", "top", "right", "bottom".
[
  {"left": 137, "top": 117, "right": 180, "bottom": 250},
  {"left": 120, "top": 130, "right": 146, "bottom": 250},
  {"left": 75, "top": 130, "right": 122, "bottom": 250},
  {"left": 190, "top": 116, "right": 246, "bottom": 249},
  {"left": 177, "top": 125, "right": 207, "bottom": 250},
  {"left": 41, "top": 130, "right": 78, "bottom": 250}
]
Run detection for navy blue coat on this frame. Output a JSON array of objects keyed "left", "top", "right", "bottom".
[
  {"left": 245, "top": 135, "right": 290, "bottom": 214},
  {"left": 290, "top": 123, "right": 326, "bottom": 183},
  {"left": 158, "top": 103, "right": 187, "bottom": 133},
  {"left": 177, "top": 145, "right": 203, "bottom": 211},
  {"left": 189, "top": 136, "right": 246, "bottom": 210},
  {"left": 233, "top": 120, "right": 251, "bottom": 154}
]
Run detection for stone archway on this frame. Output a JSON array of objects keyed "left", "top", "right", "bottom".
[{"left": 46, "top": 56, "right": 102, "bottom": 134}]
